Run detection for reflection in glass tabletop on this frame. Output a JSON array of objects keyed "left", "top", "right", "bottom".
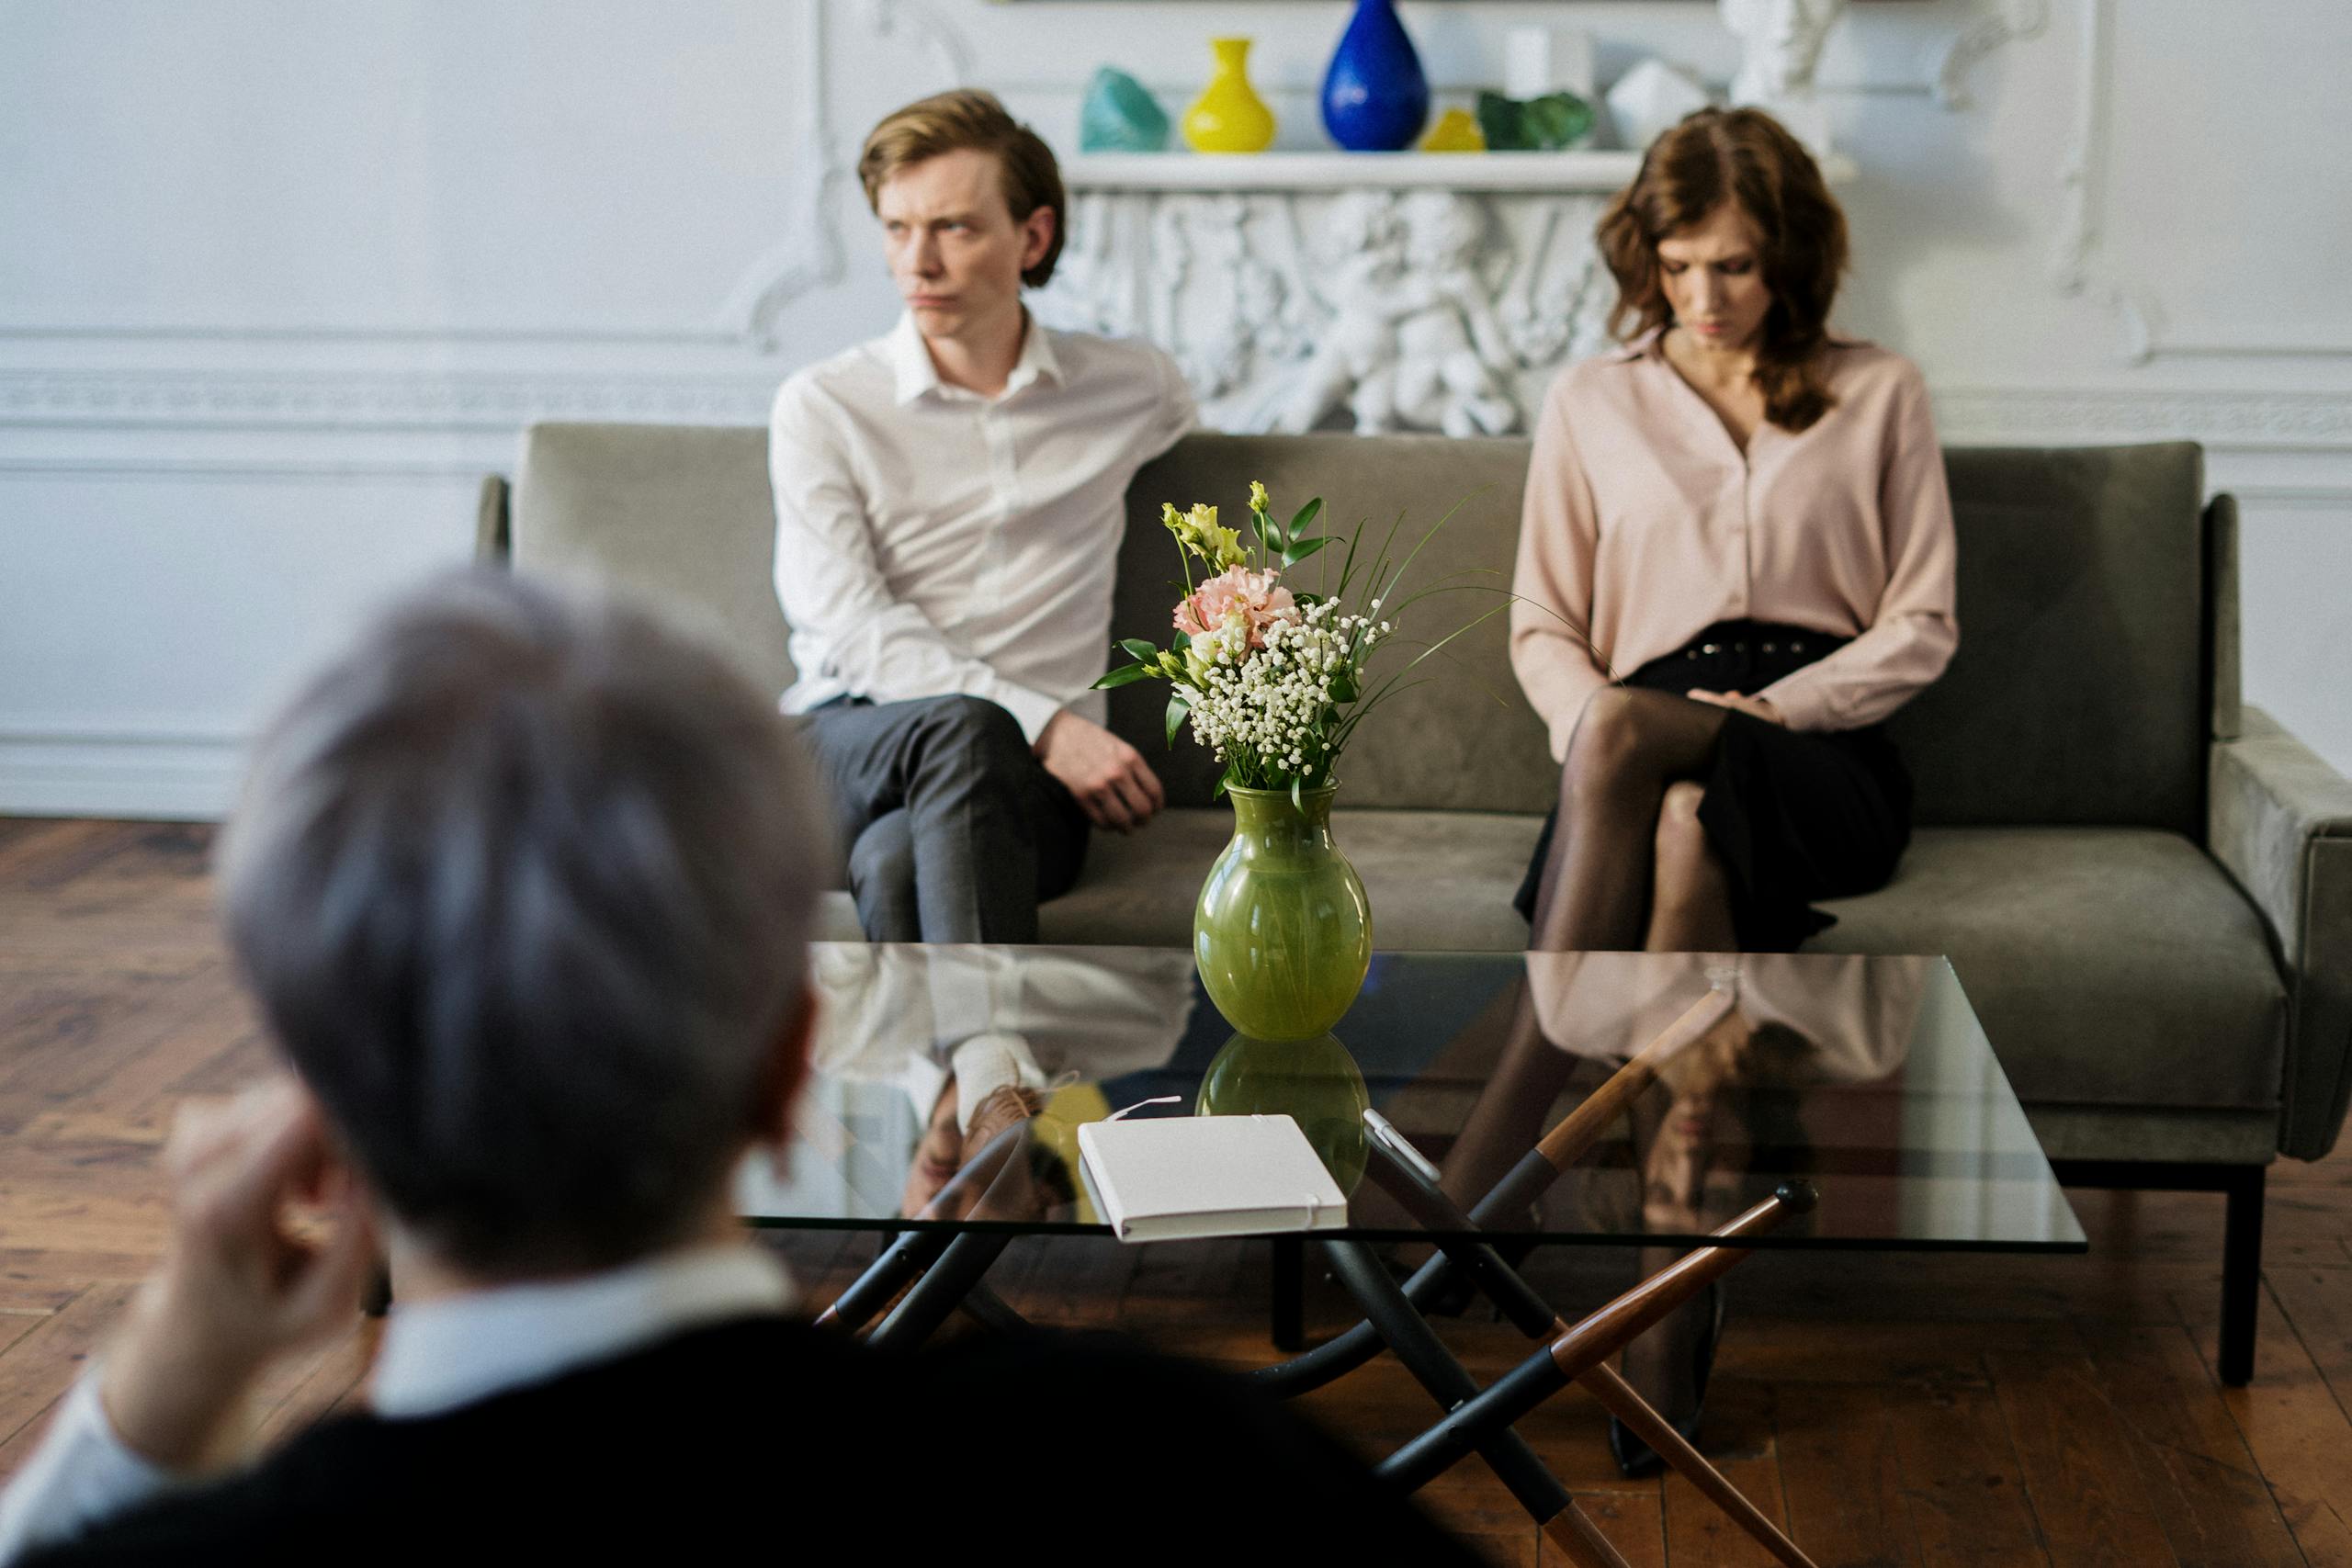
[{"left": 736, "top": 944, "right": 2086, "bottom": 1253}]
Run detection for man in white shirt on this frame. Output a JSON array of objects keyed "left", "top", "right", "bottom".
[
  {"left": 0, "top": 572, "right": 1479, "bottom": 1564},
  {"left": 771, "top": 90, "right": 1195, "bottom": 942}
]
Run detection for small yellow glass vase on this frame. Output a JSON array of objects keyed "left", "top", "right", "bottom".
[{"left": 1183, "top": 38, "right": 1276, "bottom": 153}]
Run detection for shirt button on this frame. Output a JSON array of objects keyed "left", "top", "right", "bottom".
[
  {"left": 1762, "top": 642, "right": 1778, "bottom": 653},
  {"left": 1701, "top": 643, "right": 1720, "bottom": 655}
]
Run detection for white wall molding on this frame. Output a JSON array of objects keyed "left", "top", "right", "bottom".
[
  {"left": 2044, "top": 0, "right": 2161, "bottom": 364},
  {"left": 721, "top": 4, "right": 847, "bottom": 353},
  {"left": 1933, "top": 387, "right": 2352, "bottom": 453},
  {"left": 0, "top": 458, "right": 496, "bottom": 482},
  {"left": 2044, "top": 0, "right": 2352, "bottom": 369},
  {"left": 2229, "top": 485, "right": 2352, "bottom": 509},
  {"left": 0, "top": 369, "right": 778, "bottom": 432},
  {"left": 6, "top": 367, "right": 2349, "bottom": 457},
  {"left": 1928, "top": 0, "right": 2050, "bottom": 110},
  {"left": 723, "top": 0, "right": 975, "bottom": 351},
  {"left": 0, "top": 733, "right": 244, "bottom": 821}
]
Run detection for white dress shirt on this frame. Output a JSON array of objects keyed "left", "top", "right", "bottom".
[
  {"left": 769, "top": 311, "right": 1197, "bottom": 742},
  {"left": 0, "top": 1245, "right": 791, "bottom": 1562}
]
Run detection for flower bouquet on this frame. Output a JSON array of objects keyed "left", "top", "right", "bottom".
[{"left": 1094, "top": 481, "right": 1500, "bottom": 1039}]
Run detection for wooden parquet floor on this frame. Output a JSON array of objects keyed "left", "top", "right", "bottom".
[{"left": 3, "top": 818, "right": 2349, "bottom": 1565}]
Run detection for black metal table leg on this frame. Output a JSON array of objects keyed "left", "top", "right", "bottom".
[
  {"left": 1319, "top": 1241, "right": 1581, "bottom": 1522},
  {"left": 869, "top": 1230, "right": 1016, "bottom": 1350},
  {"left": 815, "top": 1225, "right": 958, "bottom": 1334}
]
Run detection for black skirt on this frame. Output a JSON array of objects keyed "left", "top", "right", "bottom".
[{"left": 1513, "top": 620, "right": 1913, "bottom": 952}]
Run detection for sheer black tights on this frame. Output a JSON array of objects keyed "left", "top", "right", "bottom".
[
  {"left": 1527, "top": 686, "right": 1736, "bottom": 954},
  {"left": 1439, "top": 689, "right": 1736, "bottom": 1210}
]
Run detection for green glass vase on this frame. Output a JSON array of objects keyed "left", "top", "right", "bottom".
[
  {"left": 1196, "top": 1031, "right": 1371, "bottom": 1193},
  {"left": 1193, "top": 784, "right": 1372, "bottom": 1042}
]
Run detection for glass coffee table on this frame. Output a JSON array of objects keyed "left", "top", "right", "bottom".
[{"left": 739, "top": 945, "right": 2083, "bottom": 1568}]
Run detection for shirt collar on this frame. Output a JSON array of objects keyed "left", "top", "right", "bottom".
[
  {"left": 1005, "top": 311, "right": 1062, "bottom": 395},
  {"left": 370, "top": 1243, "right": 793, "bottom": 1419},
  {"left": 885, "top": 309, "right": 1061, "bottom": 406},
  {"left": 886, "top": 310, "right": 941, "bottom": 405},
  {"left": 1608, "top": 325, "right": 1865, "bottom": 364},
  {"left": 1606, "top": 325, "right": 1668, "bottom": 364}
]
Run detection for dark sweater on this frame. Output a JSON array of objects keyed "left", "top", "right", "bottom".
[{"left": 23, "top": 1317, "right": 1483, "bottom": 1564}]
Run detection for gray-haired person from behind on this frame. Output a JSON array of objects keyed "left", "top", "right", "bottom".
[
  {"left": 219, "top": 569, "right": 831, "bottom": 1280},
  {"left": 0, "top": 570, "right": 1479, "bottom": 1565}
]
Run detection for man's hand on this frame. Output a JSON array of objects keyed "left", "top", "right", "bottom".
[
  {"left": 1687, "top": 690, "right": 1783, "bottom": 726},
  {"left": 1035, "top": 710, "right": 1164, "bottom": 832},
  {"left": 101, "top": 1080, "right": 377, "bottom": 1472}
]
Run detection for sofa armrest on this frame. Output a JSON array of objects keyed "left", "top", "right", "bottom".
[{"left": 2210, "top": 705, "right": 2352, "bottom": 1158}]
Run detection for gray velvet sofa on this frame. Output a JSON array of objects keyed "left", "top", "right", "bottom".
[{"left": 491, "top": 423, "right": 2352, "bottom": 1385}]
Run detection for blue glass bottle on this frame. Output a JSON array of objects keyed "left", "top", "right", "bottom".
[{"left": 1319, "top": 0, "right": 1430, "bottom": 152}]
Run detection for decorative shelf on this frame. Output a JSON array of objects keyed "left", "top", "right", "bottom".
[{"left": 1063, "top": 149, "right": 1857, "bottom": 193}]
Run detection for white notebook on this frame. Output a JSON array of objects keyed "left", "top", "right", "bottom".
[{"left": 1077, "top": 1113, "right": 1351, "bottom": 1244}]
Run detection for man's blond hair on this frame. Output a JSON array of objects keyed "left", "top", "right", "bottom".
[{"left": 858, "top": 90, "right": 1066, "bottom": 288}]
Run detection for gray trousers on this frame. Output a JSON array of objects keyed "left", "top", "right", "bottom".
[{"left": 798, "top": 694, "right": 1089, "bottom": 943}]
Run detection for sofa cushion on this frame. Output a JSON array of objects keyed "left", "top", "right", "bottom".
[
  {"left": 1034, "top": 807, "right": 1544, "bottom": 953},
  {"left": 1115, "top": 434, "right": 1557, "bottom": 815},
  {"left": 508, "top": 425, "right": 2221, "bottom": 836},
  {"left": 1888, "top": 444, "right": 2209, "bottom": 836},
  {"left": 1810, "top": 827, "right": 2286, "bottom": 1113},
  {"left": 513, "top": 423, "right": 792, "bottom": 699}
]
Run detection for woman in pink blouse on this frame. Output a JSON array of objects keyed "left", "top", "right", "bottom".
[
  {"left": 1492, "top": 107, "right": 1957, "bottom": 1476},
  {"left": 1510, "top": 107, "right": 1957, "bottom": 957}
]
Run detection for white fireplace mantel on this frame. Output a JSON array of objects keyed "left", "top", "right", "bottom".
[
  {"left": 1065, "top": 149, "right": 1857, "bottom": 194},
  {"left": 1043, "top": 152, "right": 1856, "bottom": 435}
]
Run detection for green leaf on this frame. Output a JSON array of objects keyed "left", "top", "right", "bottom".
[
  {"left": 1287, "top": 497, "right": 1324, "bottom": 536},
  {"left": 1170, "top": 627, "right": 1190, "bottom": 652},
  {"left": 1290, "top": 774, "right": 1305, "bottom": 815},
  {"left": 1165, "top": 694, "right": 1190, "bottom": 747},
  {"left": 1093, "top": 663, "right": 1158, "bottom": 690},
  {"left": 1329, "top": 670, "right": 1360, "bottom": 704},
  {"left": 1118, "top": 637, "right": 1160, "bottom": 662},
  {"left": 1281, "top": 536, "right": 1337, "bottom": 567}
]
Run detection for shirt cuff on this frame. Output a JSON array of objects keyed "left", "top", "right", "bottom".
[
  {"left": 993, "top": 683, "right": 1064, "bottom": 747},
  {"left": 1755, "top": 674, "right": 1834, "bottom": 733},
  {"left": 0, "top": 1369, "right": 181, "bottom": 1562},
  {"left": 948, "top": 1032, "right": 1048, "bottom": 1134}
]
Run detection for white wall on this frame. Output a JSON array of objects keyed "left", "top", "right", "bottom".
[{"left": 3, "top": 0, "right": 2347, "bottom": 816}]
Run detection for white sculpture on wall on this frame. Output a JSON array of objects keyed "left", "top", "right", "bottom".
[
  {"left": 1272, "top": 192, "right": 1410, "bottom": 434},
  {"left": 1040, "top": 184, "right": 1610, "bottom": 435},
  {"left": 1363, "top": 192, "right": 1523, "bottom": 437},
  {"left": 1721, "top": 0, "right": 1847, "bottom": 151}
]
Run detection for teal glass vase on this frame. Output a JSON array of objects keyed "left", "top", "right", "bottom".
[
  {"left": 1196, "top": 1031, "right": 1371, "bottom": 1193},
  {"left": 1193, "top": 784, "right": 1372, "bottom": 1042}
]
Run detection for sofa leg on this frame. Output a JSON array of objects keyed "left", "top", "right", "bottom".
[
  {"left": 2220, "top": 1166, "right": 2265, "bottom": 1388},
  {"left": 2048, "top": 1158, "right": 2268, "bottom": 1389}
]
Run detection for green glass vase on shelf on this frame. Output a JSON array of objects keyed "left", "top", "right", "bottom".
[
  {"left": 1182, "top": 37, "right": 1277, "bottom": 153},
  {"left": 1193, "top": 784, "right": 1371, "bottom": 1043},
  {"left": 1195, "top": 1029, "right": 1371, "bottom": 1193}
]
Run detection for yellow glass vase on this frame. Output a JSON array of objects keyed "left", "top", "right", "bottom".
[{"left": 1183, "top": 38, "right": 1276, "bottom": 153}]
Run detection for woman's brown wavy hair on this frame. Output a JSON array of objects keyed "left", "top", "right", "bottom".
[{"left": 1597, "top": 107, "right": 1849, "bottom": 432}]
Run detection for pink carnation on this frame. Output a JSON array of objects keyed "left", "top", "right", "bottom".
[{"left": 1175, "top": 567, "right": 1299, "bottom": 649}]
